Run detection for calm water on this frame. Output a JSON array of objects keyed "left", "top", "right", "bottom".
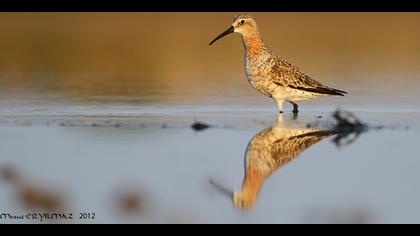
[
  {"left": 0, "top": 108, "right": 420, "bottom": 223},
  {"left": 1, "top": 13, "right": 420, "bottom": 224}
]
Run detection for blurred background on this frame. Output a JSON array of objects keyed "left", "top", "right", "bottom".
[{"left": 0, "top": 12, "right": 419, "bottom": 108}]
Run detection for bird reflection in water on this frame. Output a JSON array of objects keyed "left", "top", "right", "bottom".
[
  {"left": 211, "top": 113, "right": 361, "bottom": 210},
  {"left": 235, "top": 114, "right": 338, "bottom": 209}
]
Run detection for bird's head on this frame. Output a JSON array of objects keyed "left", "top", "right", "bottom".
[
  {"left": 209, "top": 15, "right": 259, "bottom": 45},
  {"left": 233, "top": 190, "right": 258, "bottom": 210}
]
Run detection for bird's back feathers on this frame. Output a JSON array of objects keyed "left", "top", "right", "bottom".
[{"left": 270, "top": 55, "right": 347, "bottom": 96}]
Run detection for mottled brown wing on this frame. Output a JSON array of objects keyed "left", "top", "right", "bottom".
[
  {"left": 271, "top": 58, "right": 347, "bottom": 96},
  {"left": 270, "top": 130, "right": 337, "bottom": 168}
]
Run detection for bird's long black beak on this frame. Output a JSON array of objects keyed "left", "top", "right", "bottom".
[
  {"left": 209, "top": 26, "right": 234, "bottom": 46},
  {"left": 209, "top": 179, "right": 234, "bottom": 199}
]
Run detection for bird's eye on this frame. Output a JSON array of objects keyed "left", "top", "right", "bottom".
[{"left": 240, "top": 20, "right": 245, "bottom": 24}]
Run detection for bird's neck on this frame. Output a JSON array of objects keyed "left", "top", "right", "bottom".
[
  {"left": 241, "top": 167, "right": 264, "bottom": 200},
  {"left": 242, "top": 31, "right": 264, "bottom": 57}
]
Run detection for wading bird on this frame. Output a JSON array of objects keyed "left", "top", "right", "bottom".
[{"left": 209, "top": 15, "right": 347, "bottom": 113}]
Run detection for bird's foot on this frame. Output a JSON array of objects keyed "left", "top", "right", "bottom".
[
  {"left": 292, "top": 105, "right": 299, "bottom": 114},
  {"left": 287, "top": 100, "right": 299, "bottom": 114}
]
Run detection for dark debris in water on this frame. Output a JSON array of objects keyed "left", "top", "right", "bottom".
[
  {"left": 307, "top": 110, "right": 375, "bottom": 148},
  {"left": 191, "top": 122, "right": 211, "bottom": 131},
  {"left": 332, "top": 110, "right": 365, "bottom": 131},
  {"left": 330, "top": 110, "right": 368, "bottom": 148}
]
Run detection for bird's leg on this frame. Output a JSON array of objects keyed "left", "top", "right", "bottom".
[
  {"left": 275, "top": 99, "right": 284, "bottom": 114},
  {"left": 288, "top": 100, "right": 299, "bottom": 113},
  {"left": 276, "top": 113, "right": 284, "bottom": 124}
]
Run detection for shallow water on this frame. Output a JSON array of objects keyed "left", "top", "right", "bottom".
[{"left": 0, "top": 106, "right": 420, "bottom": 223}]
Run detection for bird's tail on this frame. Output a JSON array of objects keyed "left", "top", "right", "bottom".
[
  {"left": 326, "top": 87, "right": 347, "bottom": 96},
  {"left": 288, "top": 85, "right": 348, "bottom": 96},
  {"left": 310, "top": 86, "right": 348, "bottom": 96}
]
